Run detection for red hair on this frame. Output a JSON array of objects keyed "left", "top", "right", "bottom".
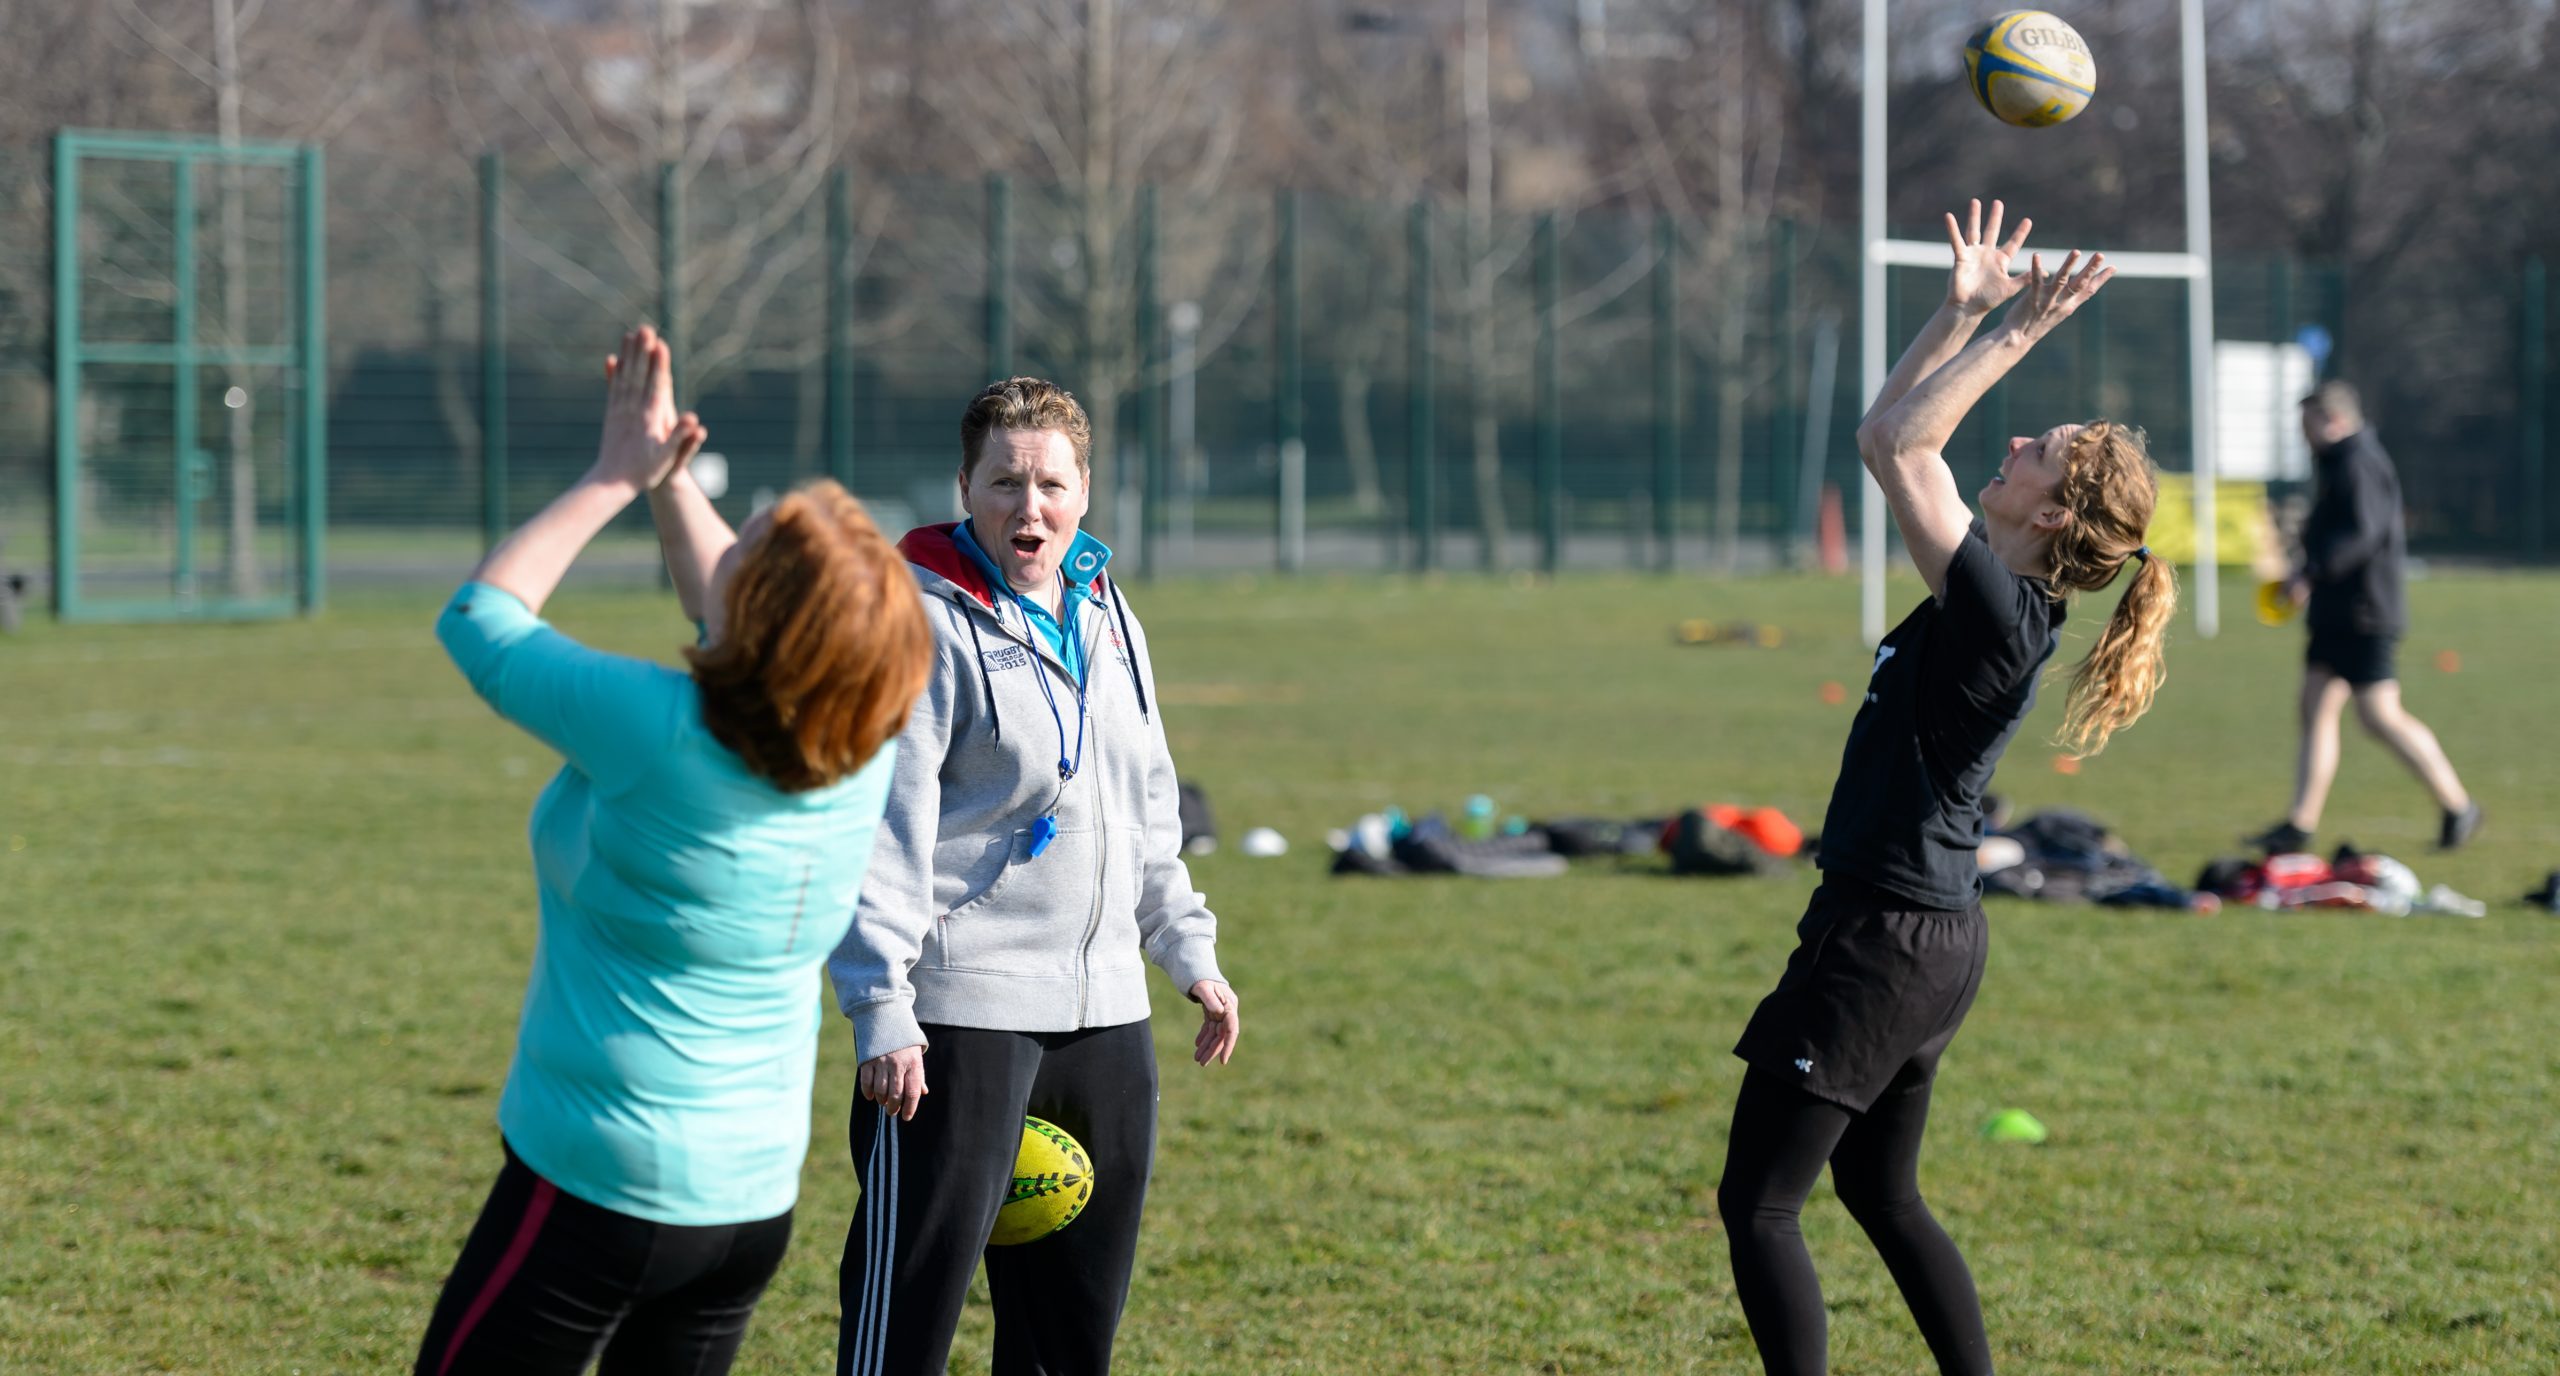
[{"left": 686, "top": 481, "right": 931, "bottom": 792}]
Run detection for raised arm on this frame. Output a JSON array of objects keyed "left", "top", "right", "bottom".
[
  {"left": 1862, "top": 199, "right": 2030, "bottom": 426},
  {"left": 1855, "top": 202, "right": 2112, "bottom": 593},
  {"left": 470, "top": 326, "right": 707, "bottom": 615},
  {"left": 648, "top": 467, "right": 737, "bottom": 629},
  {"left": 605, "top": 328, "right": 738, "bottom": 627}
]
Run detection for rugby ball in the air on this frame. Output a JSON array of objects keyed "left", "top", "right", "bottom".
[
  {"left": 988, "top": 1116, "right": 1093, "bottom": 1246},
  {"left": 1963, "top": 11, "right": 2097, "bottom": 128}
]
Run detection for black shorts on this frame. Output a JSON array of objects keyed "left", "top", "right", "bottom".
[
  {"left": 1732, "top": 876, "right": 1989, "bottom": 1112},
  {"left": 2306, "top": 627, "right": 2397, "bottom": 686}
]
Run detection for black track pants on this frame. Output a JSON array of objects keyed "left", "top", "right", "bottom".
[
  {"left": 837, "top": 1020, "right": 1158, "bottom": 1376},
  {"left": 413, "top": 1142, "right": 793, "bottom": 1376},
  {"left": 1716, "top": 1068, "right": 1993, "bottom": 1376}
]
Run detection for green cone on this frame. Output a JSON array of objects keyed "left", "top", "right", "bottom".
[{"left": 1981, "top": 1108, "right": 2049, "bottom": 1144}]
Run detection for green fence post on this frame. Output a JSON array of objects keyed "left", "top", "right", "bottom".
[
  {"left": 1536, "top": 211, "right": 1562, "bottom": 576},
  {"left": 1409, "top": 200, "right": 1436, "bottom": 572},
  {"left": 2269, "top": 256, "right": 2293, "bottom": 346},
  {"left": 2525, "top": 256, "right": 2547, "bottom": 563},
  {"left": 654, "top": 160, "right": 682, "bottom": 589},
  {"left": 173, "top": 157, "right": 199, "bottom": 602},
  {"left": 828, "top": 166, "right": 855, "bottom": 489},
  {"left": 2319, "top": 267, "right": 2346, "bottom": 379},
  {"left": 1137, "top": 185, "right": 1163, "bottom": 578},
  {"left": 1771, "top": 218, "right": 1796, "bottom": 557},
  {"left": 51, "top": 134, "right": 78, "bottom": 617},
  {"left": 1274, "top": 187, "right": 1303, "bottom": 574},
  {"left": 986, "top": 173, "right": 1012, "bottom": 379},
  {"left": 298, "top": 143, "right": 326, "bottom": 612},
  {"left": 479, "top": 151, "right": 507, "bottom": 552},
  {"left": 658, "top": 161, "right": 682, "bottom": 394},
  {"left": 1651, "top": 214, "right": 1677, "bottom": 573}
]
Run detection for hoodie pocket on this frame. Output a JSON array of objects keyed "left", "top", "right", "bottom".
[
  {"left": 941, "top": 825, "right": 1099, "bottom": 976},
  {"left": 1090, "top": 824, "right": 1149, "bottom": 972}
]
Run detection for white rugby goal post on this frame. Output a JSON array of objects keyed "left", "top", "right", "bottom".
[{"left": 1859, "top": 0, "right": 2220, "bottom": 643}]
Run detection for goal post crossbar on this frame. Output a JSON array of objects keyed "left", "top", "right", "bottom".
[{"left": 1868, "top": 239, "right": 2205, "bottom": 280}]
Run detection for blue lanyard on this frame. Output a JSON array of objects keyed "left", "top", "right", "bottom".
[
  {"left": 1027, "top": 611, "right": 1088, "bottom": 782},
  {"left": 1016, "top": 590, "right": 1095, "bottom": 859}
]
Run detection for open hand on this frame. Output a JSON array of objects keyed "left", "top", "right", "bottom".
[
  {"left": 859, "top": 1045, "right": 928, "bottom": 1122},
  {"left": 1944, "top": 198, "right": 2033, "bottom": 316},
  {"left": 593, "top": 325, "right": 706, "bottom": 492},
  {"left": 2005, "top": 247, "right": 2114, "bottom": 343},
  {"left": 1189, "top": 979, "right": 1240, "bottom": 1066}
]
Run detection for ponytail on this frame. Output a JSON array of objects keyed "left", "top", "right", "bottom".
[
  {"left": 2057, "top": 547, "right": 2176, "bottom": 756},
  {"left": 2046, "top": 421, "right": 2175, "bottom": 757}
]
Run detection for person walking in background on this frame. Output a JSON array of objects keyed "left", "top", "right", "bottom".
[
  {"left": 416, "top": 326, "right": 932, "bottom": 1375},
  {"left": 1718, "top": 201, "right": 2175, "bottom": 1376},
  {"left": 2242, "top": 380, "right": 2481, "bottom": 855},
  {"left": 828, "top": 377, "right": 1240, "bottom": 1376}
]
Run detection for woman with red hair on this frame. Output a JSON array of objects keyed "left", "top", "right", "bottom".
[{"left": 415, "top": 326, "right": 931, "bottom": 1375}]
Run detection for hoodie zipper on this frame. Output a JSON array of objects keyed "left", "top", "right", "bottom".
[
  {"left": 1073, "top": 594, "right": 1108, "bottom": 1027},
  {"left": 949, "top": 583, "right": 1111, "bottom": 1026},
  {"left": 1080, "top": 715, "right": 1108, "bottom": 1027}
]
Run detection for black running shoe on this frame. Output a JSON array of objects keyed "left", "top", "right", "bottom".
[
  {"left": 2242, "top": 820, "right": 2312, "bottom": 855},
  {"left": 2437, "top": 802, "right": 2484, "bottom": 852}
]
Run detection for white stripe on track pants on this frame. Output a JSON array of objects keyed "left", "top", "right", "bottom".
[{"left": 837, "top": 1020, "right": 1157, "bottom": 1376}]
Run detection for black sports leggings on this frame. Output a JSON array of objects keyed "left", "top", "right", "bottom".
[
  {"left": 1716, "top": 1068, "right": 1992, "bottom": 1376},
  {"left": 413, "top": 1142, "right": 794, "bottom": 1376}
]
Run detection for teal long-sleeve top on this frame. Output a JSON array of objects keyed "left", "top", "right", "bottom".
[{"left": 436, "top": 582, "right": 898, "bottom": 1226}]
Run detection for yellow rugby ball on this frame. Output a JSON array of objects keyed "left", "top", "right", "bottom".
[
  {"left": 988, "top": 1116, "right": 1094, "bottom": 1246},
  {"left": 1963, "top": 11, "right": 2097, "bottom": 128}
]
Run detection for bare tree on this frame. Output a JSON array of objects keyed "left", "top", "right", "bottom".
[
  {"left": 429, "top": 1, "right": 895, "bottom": 390},
  {"left": 1587, "top": 0, "right": 1796, "bottom": 572},
  {"left": 1293, "top": 0, "right": 1651, "bottom": 567},
  {"left": 109, "top": 0, "right": 396, "bottom": 598},
  {"left": 914, "top": 0, "right": 1267, "bottom": 541}
]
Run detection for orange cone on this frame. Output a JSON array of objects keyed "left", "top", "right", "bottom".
[{"left": 1817, "top": 483, "right": 1849, "bottom": 575}]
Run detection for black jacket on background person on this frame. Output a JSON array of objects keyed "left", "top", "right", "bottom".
[{"left": 2300, "top": 428, "right": 2407, "bottom": 638}]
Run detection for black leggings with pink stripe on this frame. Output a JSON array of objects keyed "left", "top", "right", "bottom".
[{"left": 413, "top": 1141, "right": 794, "bottom": 1376}]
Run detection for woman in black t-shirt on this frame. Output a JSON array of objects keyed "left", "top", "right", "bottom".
[{"left": 1716, "top": 201, "right": 2179, "bottom": 1376}]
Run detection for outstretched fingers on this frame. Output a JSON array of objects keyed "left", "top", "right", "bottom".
[
  {"left": 2002, "top": 213, "right": 2032, "bottom": 258},
  {"left": 2049, "top": 249, "right": 2082, "bottom": 296},
  {"left": 666, "top": 412, "right": 707, "bottom": 471},
  {"left": 2070, "top": 252, "right": 2114, "bottom": 299},
  {"left": 1982, "top": 199, "right": 2005, "bottom": 253},
  {"left": 612, "top": 328, "right": 642, "bottom": 400}
]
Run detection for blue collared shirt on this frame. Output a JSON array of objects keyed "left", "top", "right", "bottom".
[{"left": 952, "top": 520, "right": 1114, "bottom": 684}]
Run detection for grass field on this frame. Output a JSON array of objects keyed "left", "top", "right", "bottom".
[{"left": 5, "top": 568, "right": 2557, "bottom": 1374}]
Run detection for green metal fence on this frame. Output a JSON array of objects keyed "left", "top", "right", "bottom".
[{"left": 0, "top": 137, "right": 2549, "bottom": 614}]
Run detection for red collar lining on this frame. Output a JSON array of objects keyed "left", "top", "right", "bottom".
[{"left": 897, "top": 523, "right": 997, "bottom": 609}]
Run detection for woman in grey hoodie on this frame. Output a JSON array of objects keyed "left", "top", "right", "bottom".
[{"left": 826, "top": 377, "right": 1240, "bottom": 1376}]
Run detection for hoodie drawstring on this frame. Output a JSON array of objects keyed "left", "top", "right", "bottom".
[{"left": 1106, "top": 578, "right": 1150, "bottom": 723}]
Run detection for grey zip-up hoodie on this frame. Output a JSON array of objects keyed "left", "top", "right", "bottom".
[{"left": 825, "top": 523, "right": 1224, "bottom": 1061}]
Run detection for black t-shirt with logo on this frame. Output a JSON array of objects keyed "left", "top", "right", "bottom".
[{"left": 1815, "top": 526, "right": 2066, "bottom": 910}]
